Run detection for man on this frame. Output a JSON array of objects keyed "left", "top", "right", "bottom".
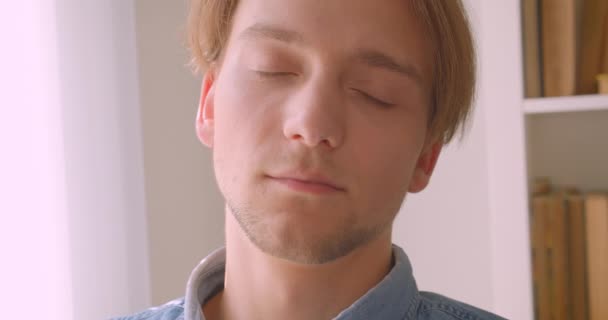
[{"left": 116, "top": 0, "right": 506, "bottom": 319}]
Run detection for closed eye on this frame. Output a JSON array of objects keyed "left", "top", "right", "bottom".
[
  {"left": 352, "top": 89, "right": 395, "bottom": 107},
  {"left": 254, "top": 70, "right": 296, "bottom": 77}
]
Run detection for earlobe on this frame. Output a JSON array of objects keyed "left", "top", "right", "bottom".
[
  {"left": 408, "top": 141, "right": 442, "bottom": 193},
  {"left": 196, "top": 70, "right": 216, "bottom": 148}
]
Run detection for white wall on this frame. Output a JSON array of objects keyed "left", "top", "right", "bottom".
[
  {"left": 2, "top": 1, "right": 151, "bottom": 319},
  {"left": 1, "top": 2, "right": 73, "bottom": 319},
  {"left": 134, "top": 0, "right": 225, "bottom": 305},
  {"left": 476, "top": 1, "right": 533, "bottom": 318},
  {"left": 55, "top": 1, "right": 150, "bottom": 318}
]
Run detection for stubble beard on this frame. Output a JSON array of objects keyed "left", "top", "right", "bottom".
[{"left": 226, "top": 199, "right": 393, "bottom": 265}]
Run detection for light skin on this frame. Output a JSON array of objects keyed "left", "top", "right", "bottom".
[{"left": 195, "top": 0, "right": 442, "bottom": 319}]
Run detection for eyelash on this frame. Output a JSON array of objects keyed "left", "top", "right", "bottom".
[
  {"left": 353, "top": 89, "right": 395, "bottom": 108},
  {"left": 254, "top": 71, "right": 295, "bottom": 77},
  {"left": 253, "top": 72, "right": 393, "bottom": 108}
]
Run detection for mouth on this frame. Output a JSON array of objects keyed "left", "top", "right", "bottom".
[{"left": 266, "top": 174, "right": 345, "bottom": 195}]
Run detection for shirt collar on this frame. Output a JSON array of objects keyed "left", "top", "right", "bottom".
[
  {"left": 184, "top": 246, "right": 225, "bottom": 320},
  {"left": 184, "top": 245, "right": 420, "bottom": 320}
]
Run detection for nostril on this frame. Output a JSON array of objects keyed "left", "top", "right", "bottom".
[{"left": 283, "top": 117, "right": 342, "bottom": 149}]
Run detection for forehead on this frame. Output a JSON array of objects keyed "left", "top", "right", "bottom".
[{"left": 224, "top": 0, "right": 433, "bottom": 83}]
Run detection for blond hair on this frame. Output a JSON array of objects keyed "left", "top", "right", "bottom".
[{"left": 187, "top": 0, "right": 476, "bottom": 145}]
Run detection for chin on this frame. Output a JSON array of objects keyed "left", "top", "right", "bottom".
[{"left": 239, "top": 210, "right": 379, "bottom": 265}]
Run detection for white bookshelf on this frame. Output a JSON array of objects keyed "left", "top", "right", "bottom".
[
  {"left": 526, "top": 109, "right": 608, "bottom": 193},
  {"left": 524, "top": 94, "right": 608, "bottom": 114},
  {"left": 524, "top": 97, "right": 608, "bottom": 192},
  {"left": 477, "top": 1, "right": 608, "bottom": 319}
]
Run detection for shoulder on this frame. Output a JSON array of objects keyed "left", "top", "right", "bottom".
[
  {"left": 109, "top": 298, "right": 185, "bottom": 320},
  {"left": 415, "top": 291, "right": 507, "bottom": 320}
]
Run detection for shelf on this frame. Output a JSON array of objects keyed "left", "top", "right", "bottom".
[
  {"left": 527, "top": 110, "right": 608, "bottom": 192},
  {"left": 523, "top": 94, "right": 608, "bottom": 114}
]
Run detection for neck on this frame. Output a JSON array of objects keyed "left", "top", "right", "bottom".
[{"left": 203, "top": 209, "right": 393, "bottom": 320}]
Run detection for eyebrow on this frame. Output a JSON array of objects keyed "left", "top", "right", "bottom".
[
  {"left": 239, "top": 23, "right": 424, "bottom": 85},
  {"left": 356, "top": 50, "right": 424, "bottom": 85},
  {"left": 239, "top": 23, "right": 304, "bottom": 45}
]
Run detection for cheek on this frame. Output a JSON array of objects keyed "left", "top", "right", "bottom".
[
  {"left": 359, "top": 139, "right": 416, "bottom": 187},
  {"left": 215, "top": 64, "right": 286, "bottom": 126},
  {"left": 210, "top": 74, "right": 254, "bottom": 191},
  {"left": 349, "top": 118, "right": 425, "bottom": 197},
  {"left": 211, "top": 68, "right": 283, "bottom": 185},
  {"left": 213, "top": 69, "right": 268, "bottom": 142}
]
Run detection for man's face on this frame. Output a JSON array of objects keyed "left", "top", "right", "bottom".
[{"left": 197, "top": 0, "right": 441, "bottom": 264}]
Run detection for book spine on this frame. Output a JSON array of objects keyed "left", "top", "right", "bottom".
[
  {"left": 601, "top": 10, "right": 608, "bottom": 74},
  {"left": 523, "top": 0, "right": 542, "bottom": 97},
  {"left": 547, "top": 194, "right": 570, "bottom": 320},
  {"left": 532, "top": 196, "right": 551, "bottom": 320},
  {"left": 541, "top": 0, "right": 577, "bottom": 96},
  {"left": 566, "top": 194, "right": 588, "bottom": 320},
  {"left": 585, "top": 194, "right": 608, "bottom": 320},
  {"left": 576, "top": 0, "right": 608, "bottom": 93}
]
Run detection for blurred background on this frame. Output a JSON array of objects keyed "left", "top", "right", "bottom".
[{"left": 2, "top": 1, "right": 607, "bottom": 319}]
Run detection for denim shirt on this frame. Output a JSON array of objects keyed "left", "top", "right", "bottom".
[{"left": 112, "top": 245, "right": 507, "bottom": 320}]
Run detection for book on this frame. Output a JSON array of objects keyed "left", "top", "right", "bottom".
[
  {"left": 546, "top": 194, "right": 571, "bottom": 320},
  {"left": 540, "top": 0, "right": 577, "bottom": 96},
  {"left": 565, "top": 193, "right": 588, "bottom": 320},
  {"left": 522, "top": 0, "right": 542, "bottom": 97},
  {"left": 531, "top": 191, "right": 586, "bottom": 320},
  {"left": 531, "top": 195, "right": 551, "bottom": 320},
  {"left": 585, "top": 193, "right": 608, "bottom": 320},
  {"left": 602, "top": 10, "right": 608, "bottom": 75},
  {"left": 576, "top": 0, "right": 608, "bottom": 94}
]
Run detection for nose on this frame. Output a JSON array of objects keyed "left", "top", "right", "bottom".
[{"left": 282, "top": 79, "right": 345, "bottom": 150}]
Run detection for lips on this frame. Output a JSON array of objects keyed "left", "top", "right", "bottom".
[{"left": 267, "top": 172, "right": 345, "bottom": 193}]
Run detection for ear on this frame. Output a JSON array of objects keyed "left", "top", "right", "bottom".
[
  {"left": 407, "top": 141, "right": 442, "bottom": 193},
  {"left": 195, "top": 70, "right": 216, "bottom": 148}
]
